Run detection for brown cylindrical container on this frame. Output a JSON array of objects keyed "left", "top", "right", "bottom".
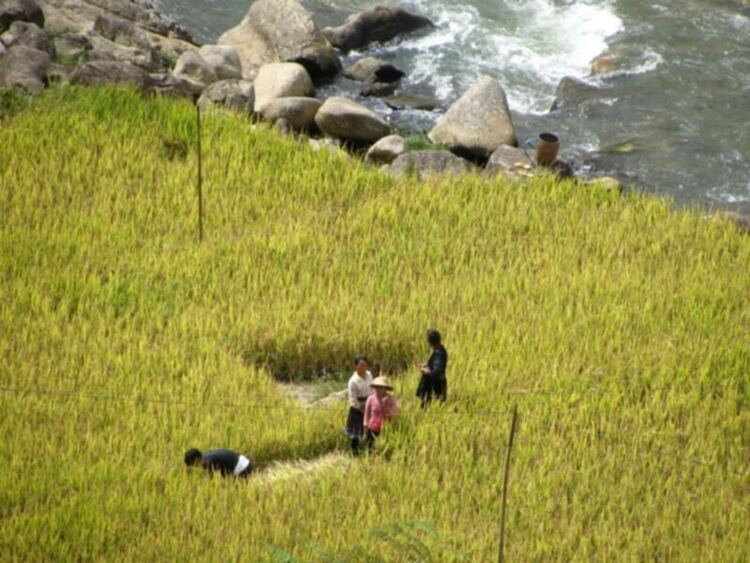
[{"left": 536, "top": 132, "right": 560, "bottom": 167}]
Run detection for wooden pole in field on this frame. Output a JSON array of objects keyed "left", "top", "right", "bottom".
[
  {"left": 498, "top": 404, "right": 519, "bottom": 563},
  {"left": 196, "top": 104, "right": 204, "bottom": 242}
]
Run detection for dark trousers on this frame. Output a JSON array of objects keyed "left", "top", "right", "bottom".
[
  {"left": 418, "top": 375, "right": 448, "bottom": 408},
  {"left": 366, "top": 429, "right": 380, "bottom": 451}
]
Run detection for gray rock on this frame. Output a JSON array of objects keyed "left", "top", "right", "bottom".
[
  {"left": 314, "top": 96, "right": 390, "bottom": 143},
  {"left": 198, "top": 44, "right": 241, "bottom": 80},
  {"left": 275, "top": 117, "right": 292, "bottom": 136},
  {"left": 715, "top": 211, "right": 750, "bottom": 234},
  {"left": 344, "top": 56, "right": 404, "bottom": 83},
  {"left": 253, "top": 62, "right": 313, "bottom": 114},
  {"left": 389, "top": 150, "right": 474, "bottom": 179},
  {"left": 366, "top": 134, "right": 406, "bottom": 164},
  {"left": 0, "top": 41, "right": 5, "bottom": 56},
  {"left": 87, "top": 32, "right": 163, "bottom": 71},
  {"left": 0, "top": 43, "right": 49, "bottom": 92},
  {"left": 0, "top": 21, "right": 53, "bottom": 56},
  {"left": 360, "top": 81, "right": 397, "bottom": 97},
  {"left": 70, "top": 59, "right": 151, "bottom": 89},
  {"left": 383, "top": 94, "right": 441, "bottom": 111},
  {"left": 308, "top": 136, "right": 344, "bottom": 156},
  {"left": 0, "top": 0, "right": 44, "bottom": 32},
  {"left": 218, "top": 0, "right": 340, "bottom": 81},
  {"left": 323, "top": 6, "right": 433, "bottom": 53},
  {"left": 429, "top": 77, "right": 517, "bottom": 161},
  {"left": 39, "top": 0, "right": 195, "bottom": 65},
  {"left": 550, "top": 76, "right": 601, "bottom": 111},
  {"left": 485, "top": 145, "right": 536, "bottom": 177},
  {"left": 46, "top": 61, "right": 72, "bottom": 83},
  {"left": 585, "top": 176, "right": 622, "bottom": 194},
  {"left": 53, "top": 32, "right": 91, "bottom": 60},
  {"left": 173, "top": 50, "right": 217, "bottom": 90},
  {"left": 146, "top": 72, "right": 198, "bottom": 99},
  {"left": 197, "top": 78, "right": 254, "bottom": 114},
  {"left": 93, "top": 14, "right": 150, "bottom": 50},
  {"left": 263, "top": 96, "right": 321, "bottom": 132}
]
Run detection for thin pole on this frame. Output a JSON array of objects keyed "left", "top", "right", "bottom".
[
  {"left": 498, "top": 404, "right": 519, "bottom": 563},
  {"left": 196, "top": 104, "right": 204, "bottom": 242}
]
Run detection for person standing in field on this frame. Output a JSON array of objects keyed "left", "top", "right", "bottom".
[
  {"left": 345, "top": 354, "right": 373, "bottom": 455},
  {"left": 364, "top": 376, "right": 399, "bottom": 451},
  {"left": 417, "top": 329, "right": 448, "bottom": 408},
  {"left": 184, "top": 447, "right": 253, "bottom": 478}
]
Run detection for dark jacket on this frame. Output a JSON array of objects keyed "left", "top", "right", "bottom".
[
  {"left": 416, "top": 345, "right": 448, "bottom": 399},
  {"left": 201, "top": 449, "right": 240, "bottom": 476},
  {"left": 425, "top": 345, "right": 448, "bottom": 380}
]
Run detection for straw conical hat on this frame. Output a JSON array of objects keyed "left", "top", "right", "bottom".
[{"left": 370, "top": 376, "right": 393, "bottom": 390}]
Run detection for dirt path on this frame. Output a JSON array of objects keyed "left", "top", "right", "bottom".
[
  {"left": 255, "top": 452, "right": 351, "bottom": 484},
  {"left": 255, "top": 384, "right": 350, "bottom": 482}
]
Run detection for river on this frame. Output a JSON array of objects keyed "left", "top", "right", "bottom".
[{"left": 156, "top": 0, "right": 750, "bottom": 212}]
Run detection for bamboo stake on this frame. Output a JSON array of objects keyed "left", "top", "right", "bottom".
[
  {"left": 498, "top": 404, "right": 519, "bottom": 563},
  {"left": 196, "top": 104, "right": 204, "bottom": 242}
]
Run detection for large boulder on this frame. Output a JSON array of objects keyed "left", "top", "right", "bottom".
[
  {"left": 253, "top": 62, "right": 314, "bottom": 114},
  {"left": 218, "top": 0, "right": 340, "bottom": 81},
  {"left": 1, "top": 20, "right": 52, "bottom": 56},
  {"left": 345, "top": 56, "right": 404, "bottom": 83},
  {"left": 389, "top": 150, "right": 474, "bottom": 180},
  {"left": 323, "top": 6, "right": 433, "bottom": 53},
  {"left": 366, "top": 134, "right": 406, "bottom": 164},
  {"left": 86, "top": 32, "right": 165, "bottom": 71},
  {"left": 485, "top": 144, "right": 536, "bottom": 177},
  {"left": 263, "top": 97, "right": 321, "bottom": 132},
  {"left": 550, "top": 76, "right": 602, "bottom": 111},
  {"left": 0, "top": 0, "right": 43, "bottom": 32},
  {"left": 314, "top": 96, "right": 390, "bottom": 143},
  {"left": 70, "top": 59, "right": 151, "bottom": 89},
  {"left": 198, "top": 44, "right": 241, "bottom": 80},
  {"left": 53, "top": 32, "right": 91, "bottom": 60},
  {"left": 173, "top": 50, "right": 218, "bottom": 90},
  {"left": 428, "top": 77, "right": 517, "bottom": 161},
  {"left": 197, "top": 79, "right": 255, "bottom": 114},
  {"left": 0, "top": 43, "right": 49, "bottom": 92}
]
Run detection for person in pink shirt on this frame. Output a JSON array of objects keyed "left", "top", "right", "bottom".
[{"left": 364, "top": 376, "right": 400, "bottom": 451}]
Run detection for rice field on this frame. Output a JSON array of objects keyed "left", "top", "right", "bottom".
[{"left": 1, "top": 86, "right": 749, "bottom": 561}]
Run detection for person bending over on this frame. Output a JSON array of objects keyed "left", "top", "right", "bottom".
[
  {"left": 345, "top": 354, "right": 373, "bottom": 455},
  {"left": 184, "top": 448, "right": 253, "bottom": 478},
  {"left": 364, "top": 376, "right": 399, "bottom": 451},
  {"left": 417, "top": 329, "right": 448, "bottom": 408}
]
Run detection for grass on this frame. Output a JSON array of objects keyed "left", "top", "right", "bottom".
[
  {"left": 1, "top": 85, "right": 749, "bottom": 561},
  {"left": 404, "top": 132, "right": 448, "bottom": 151}
]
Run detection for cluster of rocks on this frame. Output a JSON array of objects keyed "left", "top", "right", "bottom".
[
  {"left": 0, "top": 0, "right": 593, "bottom": 185},
  {"left": 0, "top": 0, "right": 196, "bottom": 94}
]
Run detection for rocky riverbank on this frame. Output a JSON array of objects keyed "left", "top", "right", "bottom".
[{"left": 2, "top": 0, "right": 749, "bottom": 229}]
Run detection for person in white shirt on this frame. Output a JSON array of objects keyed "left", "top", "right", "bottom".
[{"left": 345, "top": 354, "right": 373, "bottom": 455}]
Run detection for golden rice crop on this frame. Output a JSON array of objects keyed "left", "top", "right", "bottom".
[{"left": 1, "top": 86, "right": 749, "bottom": 561}]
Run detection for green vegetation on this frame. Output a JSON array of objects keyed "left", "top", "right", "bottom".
[
  {"left": 1, "top": 86, "right": 749, "bottom": 561},
  {"left": 404, "top": 132, "right": 447, "bottom": 151}
]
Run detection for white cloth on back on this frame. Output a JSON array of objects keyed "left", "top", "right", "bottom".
[
  {"left": 234, "top": 455, "right": 251, "bottom": 475},
  {"left": 348, "top": 371, "right": 373, "bottom": 409}
]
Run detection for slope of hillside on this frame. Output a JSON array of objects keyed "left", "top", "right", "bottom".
[{"left": 1, "top": 86, "right": 749, "bottom": 561}]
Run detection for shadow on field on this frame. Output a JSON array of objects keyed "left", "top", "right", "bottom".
[{"left": 242, "top": 339, "right": 414, "bottom": 383}]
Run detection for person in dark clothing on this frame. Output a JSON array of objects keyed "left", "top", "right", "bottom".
[
  {"left": 416, "top": 329, "right": 448, "bottom": 408},
  {"left": 184, "top": 448, "right": 253, "bottom": 478}
]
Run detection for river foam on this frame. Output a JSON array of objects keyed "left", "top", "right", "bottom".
[{"left": 379, "top": 0, "right": 624, "bottom": 113}]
